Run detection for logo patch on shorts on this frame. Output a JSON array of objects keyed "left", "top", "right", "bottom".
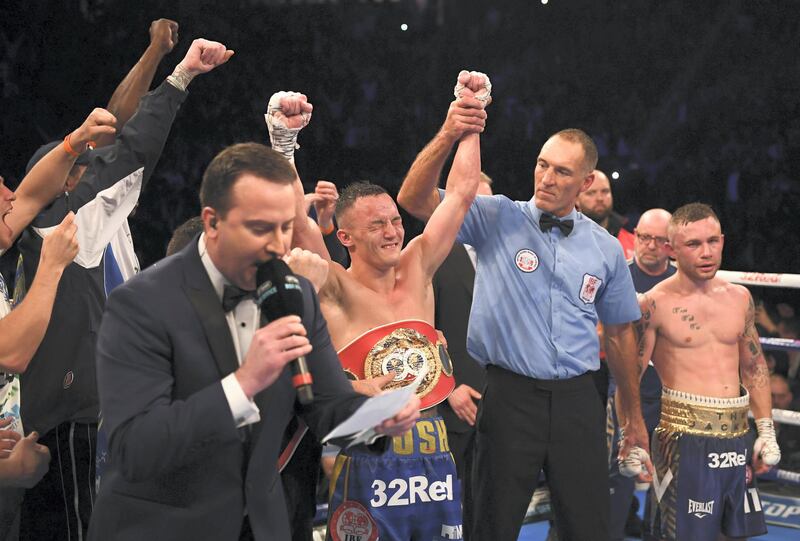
[
  {"left": 688, "top": 499, "right": 714, "bottom": 518},
  {"left": 515, "top": 249, "right": 539, "bottom": 273},
  {"left": 440, "top": 523, "right": 464, "bottom": 539},
  {"left": 579, "top": 273, "right": 602, "bottom": 304},
  {"left": 330, "top": 500, "right": 378, "bottom": 541}
]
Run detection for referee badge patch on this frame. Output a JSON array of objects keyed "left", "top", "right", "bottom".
[
  {"left": 515, "top": 249, "right": 539, "bottom": 273},
  {"left": 579, "top": 273, "right": 602, "bottom": 304}
]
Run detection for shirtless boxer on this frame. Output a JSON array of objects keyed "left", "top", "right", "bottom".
[
  {"left": 266, "top": 72, "right": 489, "bottom": 541},
  {"left": 634, "top": 203, "right": 780, "bottom": 541}
]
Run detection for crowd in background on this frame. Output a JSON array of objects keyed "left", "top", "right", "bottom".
[
  {"left": 1, "top": 0, "right": 799, "bottom": 428},
  {"left": 1, "top": 1, "right": 800, "bottom": 538},
  {"left": 2, "top": 0, "right": 798, "bottom": 277}
]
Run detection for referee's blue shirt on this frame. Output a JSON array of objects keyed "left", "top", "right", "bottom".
[{"left": 439, "top": 190, "right": 640, "bottom": 380}]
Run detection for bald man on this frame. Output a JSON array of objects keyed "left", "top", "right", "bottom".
[
  {"left": 577, "top": 169, "right": 635, "bottom": 259},
  {"left": 607, "top": 208, "right": 676, "bottom": 541}
]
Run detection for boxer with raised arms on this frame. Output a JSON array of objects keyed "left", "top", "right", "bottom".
[{"left": 266, "top": 71, "right": 489, "bottom": 541}]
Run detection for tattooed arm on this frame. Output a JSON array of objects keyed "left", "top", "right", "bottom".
[
  {"left": 615, "top": 293, "right": 657, "bottom": 442},
  {"left": 739, "top": 287, "right": 780, "bottom": 472},
  {"left": 635, "top": 293, "right": 658, "bottom": 378},
  {"left": 739, "top": 289, "right": 771, "bottom": 419}
]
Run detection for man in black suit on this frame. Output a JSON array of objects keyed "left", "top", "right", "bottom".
[{"left": 88, "top": 143, "right": 420, "bottom": 541}]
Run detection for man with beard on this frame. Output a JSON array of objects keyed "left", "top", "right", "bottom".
[{"left": 577, "top": 169, "right": 634, "bottom": 259}]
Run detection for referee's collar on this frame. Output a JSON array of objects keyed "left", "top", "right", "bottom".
[{"left": 528, "top": 197, "right": 579, "bottom": 223}]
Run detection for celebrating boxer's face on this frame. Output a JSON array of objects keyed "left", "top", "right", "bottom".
[
  {"left": 0, "top": 176, "right": 16, "bottom": 248},
  {"left": 534, "top": 136, "right": 594, "bottom": 218},
  {"left": 667, "top": 217, "right": 724, "bottom": 281},
  {"left": 204, "top": 174, "right": 295, "bottom": 289},
  {"left": 338, "top": 194, "right": 404, "bottom": 270}
]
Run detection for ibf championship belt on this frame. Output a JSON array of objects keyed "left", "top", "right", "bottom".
[{"left": 337, "top": 320, "right": 455, "bottom": 409}]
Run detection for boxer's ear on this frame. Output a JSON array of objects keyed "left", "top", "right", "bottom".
[{"left": 337, "top": 228, "right": 353, "bottom": 248}]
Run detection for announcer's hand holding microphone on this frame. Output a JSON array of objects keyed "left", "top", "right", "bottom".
[
  {"left": 234, "top": 258, "right": 420, "bottom": 435},
  {"left": 233, "top": 258, "right": 314, "bottom": 402}
]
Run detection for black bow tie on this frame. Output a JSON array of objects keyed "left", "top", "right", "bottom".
[
  {"left": 539, "top": 214, "right": 574, "bottom": 236},
  {"left": 222, "top": 285, "right": 255, "bottom": 312}
]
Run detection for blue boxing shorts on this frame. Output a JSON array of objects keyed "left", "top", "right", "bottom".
[
  {"left": 327, "top": 416, "right": 462, "bottom": 541},
  {"left": 647, "top": 387, "right": 767, "bottom": 541}
]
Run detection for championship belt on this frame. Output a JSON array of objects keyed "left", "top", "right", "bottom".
[{"left": 338, "top": 320, "right": 455, "bottom": 409}]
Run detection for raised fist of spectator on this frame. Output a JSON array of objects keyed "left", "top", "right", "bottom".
[
  {"left": 178, "top": 38, "right": 234, "bottom": 77},
  {"left": 149, "top": 19, "right": 179, "bottom": 55}
]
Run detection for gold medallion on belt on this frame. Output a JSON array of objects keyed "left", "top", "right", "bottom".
[{"left": 338, "top": 320, "right": 455, "bottom": 409}]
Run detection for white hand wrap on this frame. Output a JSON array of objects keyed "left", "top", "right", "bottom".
[
  {"left": 264, "top": 91, "right": 311, "bottom": 163},
  {"left": 453, "top": 70, "right": 492, "bottom": 105},
  {"left": 619, "top": 445, "right": 650, "bottom": 478},
  {"left": 754, "top": 417, "right": 781, "bottom": 466}
]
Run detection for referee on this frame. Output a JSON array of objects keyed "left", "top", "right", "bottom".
[{"left": 399, "top": 126, "right": 650, "bottom": 540}]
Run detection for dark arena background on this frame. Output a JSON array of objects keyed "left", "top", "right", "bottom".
[{"left": 1, "top": 1, "right": 800, "bottom": 538}]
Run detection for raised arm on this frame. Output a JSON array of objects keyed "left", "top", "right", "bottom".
[
  {"left": 94, "top": 19, "right": 179, "bottom": 148},
  {"left": 409, "top": 71, "right": 490, "bottom": 277},
  {"left": 739, "top": 290, "right": 781, "bottom": 472},
  {"left": 291, "top": 175, "right": 332, "bottom": 263},
  {"left": 413, "top": 131, "right": 481, "bottom": 278},
  {"left": 0, "top": 110, "right": 116, "bottom": 250},
  {"left": 0, "top": 213, "right": 78, "bottom": 372},
  {"left": 263, "top": 91, "right": 333, "bottom": 262},
  {"left": 312, "top": 180, "right": 350, "bottom": 267},
  {"left": 397, "top": 72, "right": 489, "bottom": 221}
]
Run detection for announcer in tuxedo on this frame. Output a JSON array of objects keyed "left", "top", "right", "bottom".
[{"left": 88, "top": 142, "right": 420, "bottom": 541}]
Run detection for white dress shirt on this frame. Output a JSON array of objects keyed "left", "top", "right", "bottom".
[{"left": 198, "top": 234, "right": 261, "bottom": 428}]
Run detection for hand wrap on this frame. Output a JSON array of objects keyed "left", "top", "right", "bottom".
[
  {"left": 754, "top": 417, "right": 781, "bottom": 466},
  {"left": 264, "top": 91, "right": 311, "bottom": 162}
]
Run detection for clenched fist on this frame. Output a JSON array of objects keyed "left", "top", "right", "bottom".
[
  {"left": 149, "top": 19, "right": 179, "bottom": 55},
  {"left": 178, "top": 38, "right": 234, "bottom": 77}
]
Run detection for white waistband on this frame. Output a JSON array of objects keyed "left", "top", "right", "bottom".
[{"left": 662, "top": 385, "right": 750, "bottom": 408}]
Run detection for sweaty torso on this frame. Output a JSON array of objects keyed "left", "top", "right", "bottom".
[
  {"left": 647, "top": 277, "right": 747, "bottom": 398},
  {"left": 321, "top": 248, "right": 435, "bottom": 351}
]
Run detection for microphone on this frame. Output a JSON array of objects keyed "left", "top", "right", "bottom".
[{"left": 255, "top": 259, "right": 314, "bottom": 405}]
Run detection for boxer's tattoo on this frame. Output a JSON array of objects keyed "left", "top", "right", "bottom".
[
  {"left": 741, "top": 295, "right": 769, "bottom": 389},
  {"left": 672, "top": 306, "right": 701, "bottom": 330},
  {"left": 636, "top": 296, "right": 656, "bottom": 358}
]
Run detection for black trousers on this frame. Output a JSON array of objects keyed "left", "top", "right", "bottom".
[
  {"left": 468, "top": 366, "right": 608, "bottom": 541},
  {"left": 281, "top": 433, "right": 322, "bottom": 541},
  {"left": 448, "top": 428, "right": 476, "bottom": 540},
  {"left": 19, "top": 422, "right": 97, "bottom": 541}
]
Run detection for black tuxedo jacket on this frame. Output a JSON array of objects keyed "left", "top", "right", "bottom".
[
  {"left": 433, "top": 243, "right": 486, "bottom": 434},
  {"left": 88, "top": 240, "right": 367, "bottom": 540}
]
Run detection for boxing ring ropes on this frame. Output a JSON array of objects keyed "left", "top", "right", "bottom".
[
  {"left": 520, "top": 269, "right": 800, "bottom": 533},
  {"left": 311, "top": 270, "right": 800, "bottom": 537},
  {"left": 718, "top": 270, "right": 800, "bottom": 531}
]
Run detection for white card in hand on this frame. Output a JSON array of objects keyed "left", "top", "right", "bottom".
[{"left": 322, "top": 368, "right": 424, "bottom": 444}]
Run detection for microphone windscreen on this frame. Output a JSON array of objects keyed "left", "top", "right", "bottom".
[{"left": 255, "top": 259, "right": 305, "bottom": 322}]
